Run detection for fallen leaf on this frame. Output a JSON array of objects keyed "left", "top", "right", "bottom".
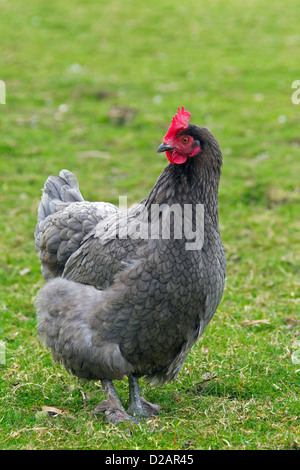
[
  {"left": 42, "top": 406, "right": 64, "bottom": 416},
  {"left": 41, "top": 406, "right": 76, "bottom": 419}
]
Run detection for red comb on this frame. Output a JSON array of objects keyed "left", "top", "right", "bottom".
[{"left": 163, "top": 106, "right": 191, "bottom": 142}]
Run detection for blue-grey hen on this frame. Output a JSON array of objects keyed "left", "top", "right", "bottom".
[{"left": 35, "top": 107, "right": 226, "bottom": 422}]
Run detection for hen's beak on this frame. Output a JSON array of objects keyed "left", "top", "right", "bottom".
[{"left": 157, "top": 143, "right": 174, "bottom": 153}]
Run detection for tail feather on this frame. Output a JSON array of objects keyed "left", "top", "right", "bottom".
[
  {"left": 35, "top": 169, "right": 118, "bottom": 280},
  {"left": 35, "top": 170, "right": 86, "bottom": 279},
  {"left": 37, "top": 170, "right": 84, "bottom": 223}
]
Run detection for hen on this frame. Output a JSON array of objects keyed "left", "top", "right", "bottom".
[{"left": 35, "top": 107, "right": 226, "bottom": 422}]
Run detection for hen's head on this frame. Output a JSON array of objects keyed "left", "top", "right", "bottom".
[{"left": 157, "top": 107, "right": 201, "bottom": 165}]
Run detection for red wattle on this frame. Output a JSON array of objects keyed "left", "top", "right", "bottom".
[
  {"left": 166, "top": 151, "right": 174, "bottom": 163},
  {"left": 171, "top": 151, "right": 187, "bottom": 164},
  {"left": 166, "top": 150, "right": 187, "bottom": 164}
]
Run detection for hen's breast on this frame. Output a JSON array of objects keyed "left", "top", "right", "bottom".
[{"left": 107, "top": 234, "right": 225, "bottom": 379}]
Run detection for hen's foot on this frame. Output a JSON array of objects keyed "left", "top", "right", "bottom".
[
  {"left": 92, "top": 400, "right": 131, "bottom": 423},
  {"left": 92, "top": 379, "right": 133, "bottom": 423},
  {"left": 128, "top": 397, "right": 160, "bottom": 418},
  {"left": 128, "top": 374, "right": 160, "bottom": 418}
]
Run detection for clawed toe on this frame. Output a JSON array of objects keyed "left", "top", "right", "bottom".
[
  {"left": 140, "top": 397, "right": 160, "bottom": 417},
  {"left": 92, "top": 400, "right": 132, "bottom": 423},
  {"left": 128, "top": 397, "right": 160, "bottom": 418}
]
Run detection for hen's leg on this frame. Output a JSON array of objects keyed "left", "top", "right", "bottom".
[
  {"left": 127, "top": 374, "right": 160, "bottom": 418},
  {"left": 92, "top": 379, "right": 131, "bottom": 423}
]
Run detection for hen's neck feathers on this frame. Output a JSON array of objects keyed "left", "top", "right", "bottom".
[{"left": 145, "top": 127, "right": 222, "bottom": 227}]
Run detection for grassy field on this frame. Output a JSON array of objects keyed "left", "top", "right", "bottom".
[{"left": 0, "top": 0, "right": 299, "bottom": 450}]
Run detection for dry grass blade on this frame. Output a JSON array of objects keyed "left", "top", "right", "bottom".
[{"left": 241, "top": 319, "right": 271, "bottom": 326}]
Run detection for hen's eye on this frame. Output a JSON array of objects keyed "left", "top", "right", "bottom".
[{"left": 181, "top": 136, "right": 189, "bottom": 144}]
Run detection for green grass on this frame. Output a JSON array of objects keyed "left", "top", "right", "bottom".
[{"left": 0, "top": 0, "right": 299, "bottom": 450}]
